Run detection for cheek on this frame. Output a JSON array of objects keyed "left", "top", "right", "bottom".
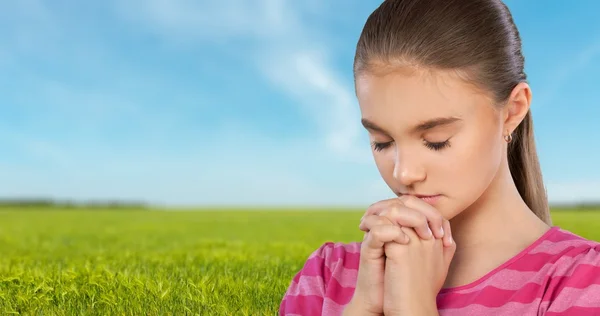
[{"left": 447, "top": 124, "right": 503, "bottom": 199}]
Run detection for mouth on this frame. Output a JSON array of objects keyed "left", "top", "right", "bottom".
[
  {"left": 398, "top": 193, "right": 442, "bottom": 204},
  {"left": 398, "top": 192, "right": 438, "bottom": 197}
]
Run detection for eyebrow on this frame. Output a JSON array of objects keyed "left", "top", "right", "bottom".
[{"left": 361, "top": 116, "right": 462, "bottom": 134}]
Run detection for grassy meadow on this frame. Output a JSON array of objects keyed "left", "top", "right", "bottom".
[{"left": 0, "top": 207, "right": 599, "bottom": 315}]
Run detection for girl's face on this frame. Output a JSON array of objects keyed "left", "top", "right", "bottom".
[{"left": 355, "top": 68, "right": 507, "bottom": 220}]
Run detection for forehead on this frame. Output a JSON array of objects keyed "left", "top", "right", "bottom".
[{"left": 355, "top": 69, "right": 493, "bottom": 125}]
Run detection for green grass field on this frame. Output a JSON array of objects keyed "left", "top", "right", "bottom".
[{"left": 1, "top": 207, "right": 599, "bottom": 315}]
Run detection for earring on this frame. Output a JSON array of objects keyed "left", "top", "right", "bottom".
[{"left": 504, "top": 131, "right": 513, "bottom": 143}]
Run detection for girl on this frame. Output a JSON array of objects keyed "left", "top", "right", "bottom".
[{"left": 279, "top": 0, "right": 600, "bottom": 315}]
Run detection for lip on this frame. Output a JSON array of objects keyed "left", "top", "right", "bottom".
[
  {"left": 399, "top": 193, "right": 442, "bottom": 205},
  {"left": 398, "top": 193, "right": 438, "bottom": 198},
  {"left": 412, "top": 194, "right": 437, "bottom": 198}
]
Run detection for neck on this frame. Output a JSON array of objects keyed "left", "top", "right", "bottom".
[{"left": 444, "top": 156, "right": 551, "bottom": 287}]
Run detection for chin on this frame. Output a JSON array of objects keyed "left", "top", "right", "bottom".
[
  {"left": 422, "top": 195, "right": 460, "bottom": 220},
  {"left": 437, "top": 200, "right": 460, "bottom": 220},
  {"left": 448, "top": 193, "right": 487, "bottom": 221}
]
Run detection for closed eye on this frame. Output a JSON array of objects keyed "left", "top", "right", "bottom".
[
  {"left": 371, "top": 140, "right": 451, "bottom": 152},
  {"left": 371, "top": 141, "right": 392, "bottom": 152},
  {"left": 423, "top": 140, "right": 450, "bottom": 151}
]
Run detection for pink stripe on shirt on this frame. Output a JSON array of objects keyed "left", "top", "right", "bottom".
[{"left": 279, "top": 226, "right": 600, "bottom": 315}]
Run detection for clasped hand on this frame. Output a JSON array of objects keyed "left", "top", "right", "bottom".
[{"left": 347, "top": 195, "right": 456, "bottom": 316}]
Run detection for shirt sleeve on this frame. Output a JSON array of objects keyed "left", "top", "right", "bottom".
[
  {"left": 279, "top": 242, "right": 333, "bottom": 316},
  {"left": 542, "top": 244, "right": 600, "bottom": 315}
]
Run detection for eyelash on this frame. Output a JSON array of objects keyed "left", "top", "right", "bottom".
[
  {"left": 371, "top": 140, "right": 451, "bottom": 152},
  {"left": 424, "top": 140, "right": 450, "bottom": 151}
]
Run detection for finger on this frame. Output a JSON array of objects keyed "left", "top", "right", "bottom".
[
  {"left": 365, "top": 199, "right": 434, "bottom": 240},
  {"left": 442, "top": 218, "right": 453, "bottom": 247},
  {"left": 364, "top": 224, "right": 410, "bottom": 249},
  {"left": 398, "top": 195, "right": 446, "bottom": 239},
  {"left": 400, "top": 226, "right": 419, "bottom": 241},
  {"left": 363, "top": 198, "right": 402, "bottom": 218},
  {"left": 368, "top": 197, "right": 444, "bottom": 240},
  {"left": 359, "top": 214, "right": 393, "bottom": 232},
  {"left": 443, "top": 234, "right": 457, "bottom": 266},
  {"left": 380, "top": 205, "right": 433, "bottom": 240}
]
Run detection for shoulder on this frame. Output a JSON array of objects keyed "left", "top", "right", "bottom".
[
  {"left": 539, "top": 227, "right": 600, "bottom": 270},
  {"left": 279, "top": 241, "right": 361, "bottom": 315},
  {"left": 538, "top": 228, "right": 600, "bottom": 315}
]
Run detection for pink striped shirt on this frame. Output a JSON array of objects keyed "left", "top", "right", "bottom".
[{"left": 279, "top": 226, "right": 600, "bottom": 315}]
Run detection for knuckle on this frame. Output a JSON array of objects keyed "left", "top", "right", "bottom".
[
  {"left": 367, "top": 201, "right": 378, "bottom": 210},
  {"left": 387, "top": 205, "right": 400, "bottom": 217},
  {"left": 370, "top": 227, "right": 384, "bottom": 240},
  {"left": 370, "top": 216, "right": 383, "bottom": 226},
  {"left": 366, "top": 200, "right": 386, "bottom": 215}
]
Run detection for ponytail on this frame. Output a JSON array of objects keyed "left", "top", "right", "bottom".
[{"left": 508, "top": 111, "right": 552, "bottom": 225}]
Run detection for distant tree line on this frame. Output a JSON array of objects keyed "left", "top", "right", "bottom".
[
  {"left": 0, "top": 198, "right": 149, "bottom": 209},
  {"left": 0, "top": 198, "right": 598, "bottom": 210},
  {"left": 550, "top": 202, "right": 600, "bottom": 211}
]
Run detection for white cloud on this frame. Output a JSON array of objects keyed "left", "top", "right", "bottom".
[
  {"left": 115, "top": 0, "right": 370, "bottom": 162},
  {"left": 103, "top": 0, "right": 385, "bottom": 206},
  {"left": 0, "top": 0, "right": 383, "bottom": 207},
  {"left": 260, "top": 50, "right": 370, "bottom": 162}
]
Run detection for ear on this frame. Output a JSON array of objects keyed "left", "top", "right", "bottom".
[{"left": 502, "top": 82, "right": 531, "bottom": 135}]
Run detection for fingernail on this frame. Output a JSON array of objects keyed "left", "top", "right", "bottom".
[
  {"left": 427, "top": 227, "right": 433, "bottom": 237},
  {"left": 440, "top": 227, "right": 445, "bottom": 237}
]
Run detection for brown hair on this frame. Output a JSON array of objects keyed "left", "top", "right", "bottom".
[{"left": 353, "top": 0, "right": 551, "bottom": 224}]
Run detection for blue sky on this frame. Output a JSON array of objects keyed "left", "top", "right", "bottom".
[{"left": 0, "top": 0, "right": 599, "bottom": 207}]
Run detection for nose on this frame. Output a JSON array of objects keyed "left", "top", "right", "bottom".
[{"left": 392, "top": 147, "right": 426, "bottom": 187}]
